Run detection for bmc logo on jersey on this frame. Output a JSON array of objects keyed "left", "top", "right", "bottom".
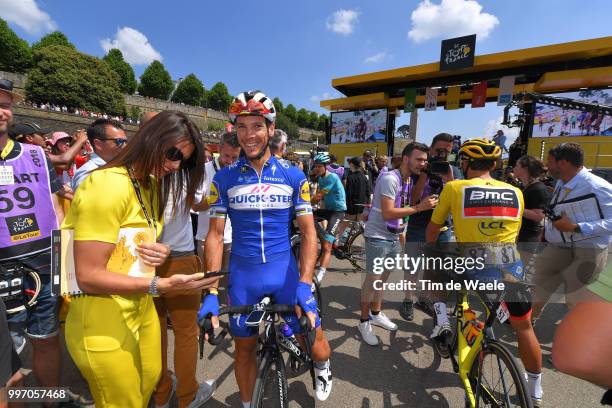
[
  {"left": 462, "top": 186, "right": 520, "bottom": 219},
  {"left": 299, "top": 180, "right": 311, "bottom": 202},
  {"left": 228, "top": 183, "right": 293, "bottom": 210},
  {"left": 477, "top": 221, "right": 505, "bottom": 236}
]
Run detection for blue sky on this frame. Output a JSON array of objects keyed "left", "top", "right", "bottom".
[{"left": 1, "top": 0, "right": 610, "bottom": 145}]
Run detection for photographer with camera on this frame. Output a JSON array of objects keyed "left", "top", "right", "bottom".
[
  {"left": 533, "top": 143, "right": 612, "bottom": 317},
  {"left": 399, "top": 133, "right": 462, "bottom": 321},
  {"left": 526, "top": 143, "right": 612, "bottom": 392}
]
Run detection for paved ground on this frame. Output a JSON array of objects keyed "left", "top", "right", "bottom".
[{"left": 19, "top": 255, "right": 604, "bottom": 407}]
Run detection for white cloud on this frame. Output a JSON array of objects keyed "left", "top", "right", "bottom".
[
  {"left": 364, "top": 52, "right": 387, "bottom": 64},
  {"left": 310, "top": 92, "right": 339, "bottom": 102},
  {"left": 485, "top": 115, "right": 519, "bottom": 144},
  {"left": 326, "top": 9, "right": 360, "bottom": 36},
  {"left": 0, "top": 0, "right": 56, "bottom": 35},
  {"left": 408, "top": 0, "right": 499, "bottom": 43},
  {"left": 100, "top": 27, "right": 162, "bottom": 65}
]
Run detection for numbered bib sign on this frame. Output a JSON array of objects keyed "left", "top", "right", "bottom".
[
  {"left": 0, "top": 165, "right": 14, "bottom": 185},
  {"left": 497, "top": 301, "right": 510, "bottom": 324}
]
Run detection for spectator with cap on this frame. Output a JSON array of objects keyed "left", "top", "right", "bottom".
[
  {"left": 47, "top": 131, "right": 87, "bottom": 187},
  {"left": 10, "top": 122, "right": 89, "bottom": 170},
  {"left": 72, "top": 118, "right": 127, "bottom": 191},
  {"left": 0, "top": 78, "right": 67, "bottom": 406},
  {"left": 270, "top": 129, "right": 288, "bottom": 158}
]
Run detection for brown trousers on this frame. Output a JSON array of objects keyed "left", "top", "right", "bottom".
[{"left": 153, "top": 254, "right": 201, "bottom": 408}]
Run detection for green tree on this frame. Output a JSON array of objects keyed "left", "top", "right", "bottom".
[
  {"left": 103, "top": 49, "right": 137, "bottom": 94},
  {"left": 307, "top": 111, "right": 320, "bottom": 129},
  {"left": 31, "top": 31, "right": 75, "bottom": 52},
  {"left": 273, "top": 97, "right": 284, "bottom": 113},
  {"left": 284, "top": 104, "right": 297, "bottom": 122},
  {"left": 171, "top": 73, "right": 204, "bottom": 106},
  {"left": 26, "top": 45, "right": 124, "bottom": 115},
  {"left": 130, "top": 105, "right": 141, "bottom": 120},
  {"left": 296, "top": 108, "right": 309, "bottom": 128},
  {"left": 0, "top": 18, "right": 32, "bottom": 72},
  {"left": 318, "top": 114, "right": 328, "bottom": 132},
  {"left": 206, "top": 82, "right": 232, "bottom": 111},
  {"left": 276, "top": 112, "right": 299, "bottom": 140},
  {"left": 138, "top": 60, "right": 173, "bottom": 99}
]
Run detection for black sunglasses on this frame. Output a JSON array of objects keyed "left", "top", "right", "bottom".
[
  {"left": 165, "top": 146, "right": 185, "bottom": 162},
  {"left": 98, "top": 137, "right": 127, "bottom": 147},
  {"left": 165, "top": 146, "right": 198, "bottom": 170}
]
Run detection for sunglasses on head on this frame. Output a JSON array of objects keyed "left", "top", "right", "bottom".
[{"left": 98, "top": 137, "right": 127, "bottom": 147}]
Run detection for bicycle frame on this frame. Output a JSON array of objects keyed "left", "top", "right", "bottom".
[{"left": 450, "top": 289, "right": 499, "bottom": 408}]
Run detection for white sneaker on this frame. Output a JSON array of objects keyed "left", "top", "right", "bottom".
[
  {"left": 358, "top": 321, "right": 379, "bottom": 346},
  {"left": 368, "top": 311, "right": 398, "bottom": 331},
  {"left": 316, "top": 268, "right": 326, "bottom": 283},
  {"left": 314, "top": 362, "right": 332, "bottom": 401},
  {"left": 185, "top": 379, "right": 216, "bottom": 408}
]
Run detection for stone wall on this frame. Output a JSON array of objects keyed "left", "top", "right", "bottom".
[
  {"left": 2, "top": 70, "right": 325, "bottom": 147},
  {"left": 1, "top": 70, "right": 228, "bottom": 130},
  {"left": 124, "top": 95, "right": 228, "bottom": 129},
  {"left": 0, "top": 71, "right": 26, "bottom": 93},
  {"left": 11, "top": 105, "right": 139, "bottom": 135}
]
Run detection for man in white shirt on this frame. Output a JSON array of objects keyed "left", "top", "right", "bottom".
[
  {"left": 534, "top": 142, "right": 612, "bottom": 316},
  {"left": 195, "top": 132, "right": 241, "bottom": 270}
]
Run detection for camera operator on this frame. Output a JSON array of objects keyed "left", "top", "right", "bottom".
[{"left": 399, "top": 133, "right": 462, "bottom": 321}]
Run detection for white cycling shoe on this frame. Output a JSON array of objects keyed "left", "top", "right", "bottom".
[{"left": 314, "top": 361, "right": 332, "bottom": 401}]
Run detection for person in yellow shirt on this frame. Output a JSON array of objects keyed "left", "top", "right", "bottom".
[
  {"left": 62, "top": 111, "right": 222, "bottom": 408},
  {"left": 427, "top": 138, "right": 544, "bottom": 407}
]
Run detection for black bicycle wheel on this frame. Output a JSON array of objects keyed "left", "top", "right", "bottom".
[
  {"left": 468, "top": 341, "right": 533, "bottom": 408},
  {"left": 252, "top": 351, "right": 289, "bottom": 408},
  {"left": 345, "top": 228, "right": 366, "bottom": 271}
]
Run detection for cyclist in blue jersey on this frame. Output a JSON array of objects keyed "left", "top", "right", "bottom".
[
  {"left": 198, "top": 91, "right": 332, "bottom": 407},
  {"left": 311, "top": 152, "right": 347, "bottom": 283}
]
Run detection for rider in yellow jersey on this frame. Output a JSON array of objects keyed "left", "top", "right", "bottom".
[{"left": 426, "top": 138, "right": 544, "bottom": 407}]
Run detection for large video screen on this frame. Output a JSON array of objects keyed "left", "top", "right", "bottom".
[
  {"left": 330, "top": 108, "right": 388, "bottom": 144},
  {"left": 532, "top": 90, "right": 612, "bottom": 137}
]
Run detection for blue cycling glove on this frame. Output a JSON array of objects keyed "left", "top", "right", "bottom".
[
  {"left": 296, "top": 281, "right": 318, "bottom": 314},
  {"left": 197, "top": 294, "right": 219, "bottom": 323}
]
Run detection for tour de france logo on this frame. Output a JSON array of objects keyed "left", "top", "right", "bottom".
[
  {"left": 299, "top": 180, "right": 311, "bottom": 202},
  {"left": 445, "top": 43, "right": 472, "bottom": 65}
]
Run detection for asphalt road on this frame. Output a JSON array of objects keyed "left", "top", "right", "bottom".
[{"left": 19, "top": 255, "right": 604, "bottom": 408}]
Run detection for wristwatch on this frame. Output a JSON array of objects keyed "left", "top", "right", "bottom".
[
  {"left": 148, "top": 276, "right": 160, "bottom": 296},
  {"left": 573, "top": 224, "right": 582, "bottom": 234}
]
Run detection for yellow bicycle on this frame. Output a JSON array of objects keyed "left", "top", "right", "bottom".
[{"left": 447, "top": 285, "right": 533, "bottom": 408}]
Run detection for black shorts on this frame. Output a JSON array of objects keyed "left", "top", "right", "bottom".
[{"left": 314, "top": 209, "right": 345, "bottom": 243}]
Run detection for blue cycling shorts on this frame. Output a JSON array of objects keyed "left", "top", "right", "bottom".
[{"left": 228, "top": 251, "right": 321, "bottom": 338}]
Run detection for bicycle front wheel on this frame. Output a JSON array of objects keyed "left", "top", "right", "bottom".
[
  {"left": 468, "top": 341, "right": 533, "bottom": 408},
  {"left": 345, "top": 229, "right": 366, "bottom": 272},
  {"left": 252, "top": 351, "right": 289, "bottom": 408}
]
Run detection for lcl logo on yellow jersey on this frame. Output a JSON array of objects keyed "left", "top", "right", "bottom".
[
  {"left": 299, "top": 180, "right": 311, "bottom": 202},
  {"left": 477, "top": 221, "right": 505, "bottom": 236}
]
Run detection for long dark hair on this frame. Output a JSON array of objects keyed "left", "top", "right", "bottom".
[{"left": 101, "top": 110, "right": 205, "bottom": 215}]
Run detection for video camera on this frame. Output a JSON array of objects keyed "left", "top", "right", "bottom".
[
  {"left": 543, "top": 206, "right": 562, "bottom": 222},
  {"left": 427, "top": 149, "right": 451, "bottom": 195}
]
